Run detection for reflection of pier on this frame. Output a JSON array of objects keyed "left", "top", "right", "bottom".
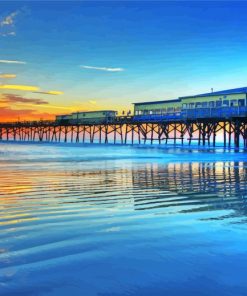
[
  {"left": 58, "top": 161, "right": 247, "bottom": 217},
  {"left": 1, "top": 158, "right": 246, "bottom": 221},
  {"left": 0, "top": 117, "right": 246, "bottom": 147},
  {"left": 131, "top": 162, "right": 247, "bottom": 215},
  {"left": 54, "top": 161, "right": 247, "bottom": 218}
]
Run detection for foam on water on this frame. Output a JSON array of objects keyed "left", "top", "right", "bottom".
[{"left": 0, "top": 142, "right": 247, "bottom": 296}]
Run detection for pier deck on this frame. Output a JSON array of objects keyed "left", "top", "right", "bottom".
[{"left": 0, "top": 111, "right": 246, "bottom": 148}]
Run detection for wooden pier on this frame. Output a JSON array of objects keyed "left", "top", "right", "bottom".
[{"left": 0, "top": 115, "right": 246, "bottom": 148}]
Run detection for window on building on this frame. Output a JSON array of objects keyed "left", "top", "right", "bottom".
[
  {"left": 216, "top": 101, "right": 222, "bottom": 107},
  {"left": 202, "top": 102, "right": 207, "bottom": 108},
  {"left": 230, "top": 100, "right": 237, "bottom": 107},
  {"left": 223, "top": 100, "right": 229, "bottom": 106},
  {"left": 209, "top": 101, "right": 215, "bottom": 107},
  {"left": 195, "top": 102, "right": 202, "bottom": 108},
  {"left": 189, "top": 103, "right": 195, "bottom": 109},
  {"left": 238, "top": 99, "right": 245, "bottom": 106},
  {"left": 182, "top": 103, "right": 187, "bottom": 109},
  {"left": 167, "top": 107, "right": 174, "bottom": 112}
]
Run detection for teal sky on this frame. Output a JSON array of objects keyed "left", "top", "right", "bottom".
[{"left": 1, "top": 1, "right": 247, "bottom": 119}]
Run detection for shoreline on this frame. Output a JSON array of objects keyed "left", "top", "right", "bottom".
[{"left": 0, "top": 139, "right": 246, "bottom": 152}]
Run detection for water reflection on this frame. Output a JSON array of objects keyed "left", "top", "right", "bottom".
[
  {"left": 131, "top": 162, "right": 247, "bottom": 218},
  {"left": 1, "top": 160, "right": 246, "bottom": 223},
  {"left": 1, "top": 145, "right": 247, "bottom": 296}
]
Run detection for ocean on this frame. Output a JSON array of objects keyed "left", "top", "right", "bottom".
[{"left": 0, "top": 142, "right": 247, "bottom": 296}]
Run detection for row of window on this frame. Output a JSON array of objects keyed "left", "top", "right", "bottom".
[
  {"left": 57, "top": 112, "right": 117, "bottom": 120},
  {"left": 135, "top": 109, "right": 181, "bottom": 115},
  {"left": 75, "top": 111, "right": 117, "bottom": 117},
  {"left": 182, "top": 98, "right": 245, "bottom": 109},
  {"left": 135, "top": 99, "right": 246, "bottom": 115}
]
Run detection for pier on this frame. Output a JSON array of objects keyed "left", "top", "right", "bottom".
[{"left": 0, "top": 109, "right": 246, "bottom": 148}]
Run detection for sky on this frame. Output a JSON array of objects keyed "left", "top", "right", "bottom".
[{"left": 1, "top": 1, "right": 247, "bottom": 121}]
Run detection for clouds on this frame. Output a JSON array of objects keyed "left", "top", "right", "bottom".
[
  {"left": 0, "top": 84, "right": 39, "bottom": 92},
  {"left": 80, "top": 65, "right": 124, "bottom": 72},
  {"left": 88, "top": 100, "right": 97, "bottom": 105},
  {"left": 1, "top": 94, "right": 49, "bottom": 105},
  {"left": 0, "top": 92, "right": 71, "bottom": 122},
  {"left": 0, "top": 59, "right": 26, "bottom": 64},
  {"left": 0, "top": 10, "right": 19, "bottom": 37},
  {"left": 0, "top": 84, "right": 64, "bottom": 95},
  {"left": 34, "top": 90, "right": 64, "bottom": 95},
  {"left": 0, "top": 74, "right": 16, "bottom": 79},
  {"left": 0, "top": 58, "right": 64, "bottom": 98},
  {"left": 0, "top": 11, "right": 19, "bottom": 26},
  {"left": 0, "top": 93, "right": 51, "bottom": 121}
]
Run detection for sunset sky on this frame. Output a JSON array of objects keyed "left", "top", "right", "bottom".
[{"left": 1, "top": 1, "right": 247, "bottom": 121}]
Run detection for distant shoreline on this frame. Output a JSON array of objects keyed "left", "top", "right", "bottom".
[{"left": 0, "top": 140, "right": 246, "bottom": 152}]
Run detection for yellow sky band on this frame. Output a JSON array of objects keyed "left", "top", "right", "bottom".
[
  {"left": 0, "top": 74, "right": 17, "bottom": 79},
  {"left": 0, "top": 84, "right": 39, "bottom": 91}
]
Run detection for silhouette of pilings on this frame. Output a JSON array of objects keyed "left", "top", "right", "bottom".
[{"left": 0, "top": 119, "right": 246, "bottom": 147}]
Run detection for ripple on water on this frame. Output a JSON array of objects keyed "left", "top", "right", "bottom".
[{"left": 0, "top": 143, "right": 247, "bottom": 296}]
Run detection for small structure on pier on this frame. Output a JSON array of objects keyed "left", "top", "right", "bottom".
[{"left": 56, "top": 110, "right": 117, "bottom": 124}]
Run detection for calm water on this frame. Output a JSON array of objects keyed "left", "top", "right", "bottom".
[{"left": 0, "top": 143, "right": 247, "bottom": 296}]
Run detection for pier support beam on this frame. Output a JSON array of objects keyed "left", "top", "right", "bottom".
[{"left": 0, "top": 118, "right": 246, "bottom": 148}]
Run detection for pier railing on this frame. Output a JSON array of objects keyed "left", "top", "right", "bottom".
[
  {"left": 133, "top": 106, "right": 247, "bottom": 122},
  {"left": 183, "top": 106, "right": 247, "bottom": 119}
]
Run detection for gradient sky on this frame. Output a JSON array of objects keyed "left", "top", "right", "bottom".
[{"left": 1, "top": 1, "right": 247, "bottom": 121}]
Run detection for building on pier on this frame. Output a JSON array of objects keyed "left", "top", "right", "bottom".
[
  {"left": 133, "top": 86, "right": 247, "bottom": 120},
  {"left": 56, "top": 110, "right": 117, "bottom": 124}
]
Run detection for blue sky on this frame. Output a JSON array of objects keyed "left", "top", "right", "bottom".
[{"left": 1, "top": 1, "right": 247, "bottom": 119}]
